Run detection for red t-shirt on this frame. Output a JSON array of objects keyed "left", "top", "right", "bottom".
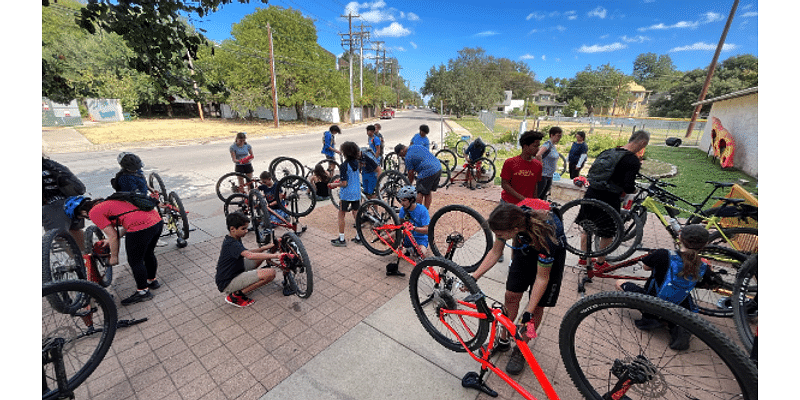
[
  {"left": 500, "top": 155, "right": 542, "bottom": 203},
  {"left": 88, "top": 200, "right": 162, "bottom": 233}
]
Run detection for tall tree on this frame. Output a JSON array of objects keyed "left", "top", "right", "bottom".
[
  {"left": 632, "top": 52, "right": 681, "bottom": 92},
  {"left": 562, "top": 64, "right": 631, "bottom": 116}
]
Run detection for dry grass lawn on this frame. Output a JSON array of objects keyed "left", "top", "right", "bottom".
[{"left": 71, "top": 117, "right": 336, "bottom": 144}]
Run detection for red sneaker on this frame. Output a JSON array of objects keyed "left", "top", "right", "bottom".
[
  {"left": 577, "top": 258, "right": 596, "bottom": 267},
  {"left": 225, "top": 292, "right": 254, "bottom": 308}
]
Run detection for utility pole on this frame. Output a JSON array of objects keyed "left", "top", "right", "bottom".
[
  {"left": 686, "top": 0, "right": 739, "bottom": 138},
  {"left": 339, "top": 12, "right": 358, "bottom": 124},
  {"left": 373, "top": 41, "right": 383, "bottom": 88},
  {"left": 267, "top": 23, "right": 279, "bottom": 128},
  {"left": 356, "top": 22, "right": 370, "bottom": 99}
]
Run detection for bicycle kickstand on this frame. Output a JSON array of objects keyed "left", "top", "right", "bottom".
[{"left": 462, "top": 369, "right": 498, "bottom": 397}]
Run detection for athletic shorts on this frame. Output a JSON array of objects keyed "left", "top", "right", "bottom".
[
  {"left": 235, "top": 163, "right": 254, "bottom": 174},
  {"left": 505, "top": 246, "right": 566, "bottom": 307},
  {"left": 415, "top": 173, "right": 440, "bottom": 195},
  {"left": 340, "top": 199, "right": 361, "bottom": 212},
  {"left": 362, "top": 172, "right": 378, "bottom": 195},
  {"left": 223, "top": 259, "right": 261, "bottom": 294}
]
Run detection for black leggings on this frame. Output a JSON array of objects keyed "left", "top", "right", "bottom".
[{"left": 125, "top": 221, "right": 163, "bottom": 290}]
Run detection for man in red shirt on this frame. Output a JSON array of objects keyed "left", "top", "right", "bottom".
[{"left": 500, "top": 130, "right": 544, "bottom": 204}]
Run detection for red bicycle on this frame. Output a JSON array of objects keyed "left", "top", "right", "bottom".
[{"left": 148, "top": 172, "right": 190, "bottom": 248}]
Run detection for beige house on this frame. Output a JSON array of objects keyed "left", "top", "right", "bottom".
[
  {"left": 612, "top": 82, "right": 651, "bottom": 117},
  {"left": 532, "top": 90, "right": 567, "bottom": 116}
]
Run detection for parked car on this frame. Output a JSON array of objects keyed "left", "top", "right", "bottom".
[{"left": 381, "top": 108, "right": 395, "bottom": 119}]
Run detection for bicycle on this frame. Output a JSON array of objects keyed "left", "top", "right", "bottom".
[
  {"left": 439, "top": 155, "right": 496, "bottom": 189},
  {"left": 453, "top": 138, "right": 498, "bottom": 162},
  {"left": 406, "top": 257, "right": 758, "bottom": 400},
  {"left": 224, "top": 177, "right": 316, "bottom": 239},
  {"left": 215, "top": 171, "right": 260, "bottom": 202},
  {"left": 42, "top": 279, "right": 117, "bottom": 400},
  {"left": 732, "top": 253, "right": 757, "bottom": 356},
  {"left": 354, "top": 200, "right": 492, "bottom": 272},
  {"left": 43, "top": 229, "right": 87, "bottom": 311},
  {"left": 148, "top": 172, "right": 190, "bottom": 248}
]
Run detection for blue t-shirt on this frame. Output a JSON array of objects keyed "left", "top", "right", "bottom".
[
  {"left": 568, "top": 142, "right": 588, "bottom": 165},
  {"left": 258, "top": 183, "right": 281, "bottom": 209},
  {"left": 359, "top": 151, "right": 379, "bottom": 174},
  {"left": 410, "top": 133, "right": 430, "bottom": 150},
  {"left": 338, "top": 159, "right": 361, "bottom": 201},
  {"left": 230, "top": 143, "right": 252, "bottom": 164},
  {"left": 369, "top": 135, "right": 382, "bottom": 157},
  {"left": 399, "top": 204, "right": 430, "bottom": 247},
  {"left": 321, "top": 131, "right": 336, "bottom": 157},
  {"left": 117, "top": 170, "right": 148, "bottom": 194},
  {"left": 404, "top": 145, "right": 441, "bottom": 179},
  {"left": 465, "top": 140, "right": 486, "bottom": 161}
]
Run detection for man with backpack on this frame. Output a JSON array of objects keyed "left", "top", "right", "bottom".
[
  {"left": 578, "top": 130, "right": 650, "bottom": 268},
  {"left": 43, "top": 156, "right": 88, "bottom": 250}
]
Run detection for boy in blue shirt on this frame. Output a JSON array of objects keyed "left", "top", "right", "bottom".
[
  {"left": 367, "top": 125, "right": 382, "bottom": 165},
  {"left": 394, "top": 143, "right": 442, "bottom": 210},
  {"left": 385, "top": 185, "right": 430, "bottom": 277},
  {"left": 359, "top": 147, "right": 382, "bottom": 200},
  {"left": 410, "top": 124, "right": 431, "bottom": 150},
  {"left": 321, "top": 125, "right": 342, "bottom": 164},
  {"left": 328, "top": 141, "right": 362, "bottom": 247}
]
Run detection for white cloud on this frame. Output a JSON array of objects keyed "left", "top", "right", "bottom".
[
  {"left": 526, "top": 12, "right": 546, "bottom": 21},
  {"left": 520, "top": 54, "right": 536, "bottom": 60},
  {"left": 588, "top": 6, "right": 607, "bottom": 19},
  {"left": 577, "top": 42, "right": 627, "bottom": 53},
  {"left": 565, "top": 10, "right": 577, "bottom": 20},
  {"left": 374, "top": 22, "right": 411, "bottom": 37},
  {"left": 669, "top": 42, "right": 738, "bottom": 52},
  {"left": 621, "top": 35, "right": 650, "bottom": 43},
  {"left": 405, "top": 12, "right": 420, "bottom": 21},
  {"left": 541, "top": 55, "right": 546, "bottom": 61},
  {"left": 742, "top": 11, "right": 758, "bottom": 17},
  {"left": 474, "top": 31, "right": 499, "bottom": 37},
  {"left": 409, "top": 41, "right": 417, "bottom": 49},
  {"left": 638, "top": 20, "right": 699, "bottom": 31},
  {"left": 702, "top": 12, "right": 725, "bottom": 23},
  {"left": 554, "top": 25, "right": 566, "bottom": 32}
]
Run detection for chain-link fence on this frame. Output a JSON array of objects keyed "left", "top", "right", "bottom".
[{"left": 536, "top": 116, "right": 707, "bottom": 146}]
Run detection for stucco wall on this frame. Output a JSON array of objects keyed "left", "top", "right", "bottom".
[{"left": 699, "top": 93, "right": 758, "bottom": 177}]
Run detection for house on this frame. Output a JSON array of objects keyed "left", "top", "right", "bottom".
[
  {"left": 691, "top": 87, "right": 758, "bottom": 177},
  {"left": 532, "top": 90, "right": 567, "bottom": 116},
  {"left": 495, "top": 90, "right": 525, "bottom": 113},
  {"left": 621, "top": 81, "right": 652, "bottom": 117}
]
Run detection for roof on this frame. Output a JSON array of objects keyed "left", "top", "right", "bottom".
[{"left": 691, "top": 86, "right": 758, "bottom": 106}]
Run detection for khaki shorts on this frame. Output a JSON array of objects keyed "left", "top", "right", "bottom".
[{"left": 223, "top": 259, "right": 261, "bottom": 294}]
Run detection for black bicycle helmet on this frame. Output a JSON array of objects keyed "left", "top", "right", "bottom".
[{"left": 117, "top": 152, "right": 143, "bottom": 171}]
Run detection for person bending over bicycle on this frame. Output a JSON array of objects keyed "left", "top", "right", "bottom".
[
  {"left": 615, "top": 224, "right": 721, "bottom": 350},
  {"left": 471, "top": 199, "right": 566, "bottom": 375},
  {"left": 464, "top": 138, "right": 487, "bottom": 189},
  {"left": 359, "top": 147, "right": 382, "bottom": 200},
  {"left": 394, "top": 143, "right": 442, "bottom": 210},
  {"left": 386, "top": 186, "right": 431, "bottom": 277},
  {"left": 216, "top": 212, "right": 297, "bottom": 308},
  {"left": 111, "top": 152, "right": 148, "bottom": 194}
]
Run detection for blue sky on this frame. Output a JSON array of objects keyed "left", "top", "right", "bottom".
[{"left": 191, "top": 0, "right": 759, "bottom": 96}]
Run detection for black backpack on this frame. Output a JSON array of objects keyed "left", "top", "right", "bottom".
[
  {"left": 105, "top": 191, "right": 158, "bottom": 220},
  {"left": 587, "top": 148, "right": 631, "bottom": 194},
  {"left": 42, "top": 158, "right": 86, "bottom": 198}
]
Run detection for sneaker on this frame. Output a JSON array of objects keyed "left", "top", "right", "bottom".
[
  {"left": 669, "top": 325, "right": 691, "bottom": 351},
  {"left": 634, "top": 317, "right": 662, "bottom": 331},
  {"left": 156, "top": 239, "right": 169, "bottom": 247},
  {"left": 331, "top": 238, "right": 347, "bottom": 247},
  {"left": 506, "top": 346, "right": 525, "bottom": 375},
  {"left": 147, "top": 279, "right": 161, "bottom": 290},
  {"left": 497, "top": 254, "right": 504, "bottom": 263},
  {"left": 351, "top": 236, "right": 362, "bottom": 244},
  {"left": 121, "top": 290, "right": 153, "bottom": 306},
  {"left": 225, "top": 292, "right": 254, "bottom": 308},
  {"left": 494, "top": 337, "right": 511, "bottom": 352},
  {"left": 282, "top": 281, "right": 296, "bottom": 296},
  {"left": 578, "top": 258, "right": 596, "bottom": 267}
]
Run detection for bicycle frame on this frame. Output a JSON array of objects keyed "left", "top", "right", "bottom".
[
  {"left": 369, "top": 222, "right": 428, "bottom": 266},
  {"left": 578, "top": 250, "right": 654, "bottom": 293},
  {"left": 445, "top": 161, "right": 480, "bottom": 188}
]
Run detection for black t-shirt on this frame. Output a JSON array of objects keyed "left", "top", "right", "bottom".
[
  {"left": 584, "top": 150, "right": 641, "bottom": 209},
  {"left": 215, "top": 235, "right": 247, "bottom": 292}
]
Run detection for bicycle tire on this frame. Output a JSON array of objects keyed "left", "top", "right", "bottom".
[
  {"left": 281, "top": 232, "right": 313, "bottom": 299},
  {"left": 329, "top": 174, "right": 342, "bottom": 210},
  {"left": 708, "top": 227, "right": 758, "bottom": 255},
  {"left": 732, "top": 253, "right": 757, "bottom": 354},
  {"left": 43, "top": 229, "right": 87, "bottom": 313},
  {"left": 472, "top": 157, "right": 496, "bottom": 184},
  {"left": 42, "top": 279, "right": 117, "bottom": 400},
  {"left": 436, "top": 159, "right": 451, "bottom": 189},
  {"left": 557, "top": 153, "right": 567, "bottom": 176},
  {"left": 223, "top": 193, "right": 250, "bottom": 217},
  {"left": 693, "top": 245, "right": 748, "bottom": 317},
  {"left": 314, "top": 158, "right": 340, "bottom": 178},
  {"left": 602, "top": 209, "right": 645, "bottom": 262},
  {"left": 376, "top": 170, "right": 410, "bottom": 211},
  {"left": 625, "top": 203, "right": 648, "bottom": 241},
  {"left": 434, "top": 149, "right": 458, "bottom": 172},
  {"left": 216, "top": 172, "right": 250, "bottom": 202},
  {"left": 409, "top": 257, "right": 490, "bottom": 352},
  {"left": 148, "top": 172, "right": 167, "bottom": 204},
  {"left": 83, "top": 226, "right": 112, "bottom": 287},
  {"left": 556, "top": 198, "right": 624, "bottom": 258},
  {"left": 247, "top": 189, "right": 272, "bottom": 246},
  {"left": 383, "top": 152, "right": 403, "bottom": 171},
  {"left": 454, "top": 139, "right": 469, "bottom": 156},
  {"left": 559, "top": 291, "right": 758, "bottom": 400},
  {"left": 428, "top": 205, "right": 492, "bottom": 273},
  {"left": 484, "top": 144, "right": 497, "bottom": 162},
  {"left": 276, "top": 175, "right": 316, "bottom": 218},
  {"left": 271, "top": 156, "right": 305, "bottom": 181},
  {"left": 355, "top": 199, "right": 402, "bottom": 256},
  {"left": 168, "top": 191, "right": 190, "bottom": 246}
]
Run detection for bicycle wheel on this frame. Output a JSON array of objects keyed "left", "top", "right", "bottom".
[
  {"left": 314, "top": 158, "right": 340, "bottom": 178},
  {"left": 383, "top": 151, "right": 403, "bottom": 171},
  {"left": 223, "top": 193, "right": 250, "bottom": 217},
  {"left": 472, "top": 157, "right": 496, "bottom": 184},
  {"left": 148, "top": 172, "right": 168, "bottom": 204},
  {"left": 625, "top": 203, "right": 648, "bottom": 241},
  {"left": 355, "top": 199, "right": 402, "bottom": 256},
  {"left": 454, "top": 139, "right": 469, "bottom": 156},
  {"left": 484, "top": 144, "right": 497, "bottom": 162},
  {"left": 168, "top": 191, "right": 190, "bottom": 246},
  {"left": 434, "top": 149, "right": 457, "bottom": 172},
  {"left": 560, "top": 291, "right": 758, "bottom": 400},
  {"left": 276, "top": 175, "right": 316, "bottom": 218},
  {"left": 557, "top": 153, "right": 567, "bottom": 176},
  {"left": 329, "top": 175, "right": 342, "bottom": 210},
  {"left": 248, "top": 189, "right": 272, "bottom": 246},
  {"left": 708, "top": 227, "right": 758, "bottom": 255},
  {"left": 602, "top": 209, "right": 644, "bottom": 262},
  {"left": 271, "top": 157, "right": 304, "bottom": 181},
  {"left": 428, "top": 205, "right": 492, "bottom": 273},
  {"left": 42, "top": 279, "right": 117, "bottom": 400},
  {"left": 436, "top": 159, "right": 451, "bottom": 189},
  {"left": 376, "top": 170, "right": 410, "bottom": 211},
  {"left": 216, "top": 172, "right": 250, "bottom": 202},
  {"left": 409, "top": 257, "right": 490, "bottom": 352},
  {"left": 692, "top": 245, "right": 748, "bottom": 317},
  {"left": 83, "top": 226, "right": 112, "bottom": 287},
  {"left": 43, "top": 229, "right": 87, "bottom": 312},
  {"left": 732, "top": 253, "right": 757, "bottom": 354},
  {"left": 557, "top": 198, "right": 623, "bottom": 258},
  {"left": 280, "top": 232, "right": 313, "bottom": 298}
]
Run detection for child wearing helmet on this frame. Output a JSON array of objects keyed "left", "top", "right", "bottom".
[
  {"left": 386, "top": 185, "right": 431, "bottom": 277},
  {"left": 112, "top": 152, "right": 148, "bottom": 194}
]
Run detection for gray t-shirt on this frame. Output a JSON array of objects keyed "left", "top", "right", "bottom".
[{"left": 541, "top": 141, "right": 560, "bottom": 176}]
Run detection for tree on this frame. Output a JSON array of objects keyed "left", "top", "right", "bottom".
[
  {"left": 562, "top": 97, "right": 587, "bottom": 118},
  {"left": 562, "top": 64, "right": 631, "bottom": 116},
  {"left": 632, "top": 52, "right": 681, "bottom": 92}
]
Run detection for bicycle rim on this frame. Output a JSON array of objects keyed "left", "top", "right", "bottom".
[
  {"left": 43, "top": 229, "right": 88, "bottom": 313},
  {"left": 355, "top": 200, "right": 401, "bottom": 256},
  {"left": 42, "top": 280, "right": 117, "bottom": 400},
  {"left": 428, "top": 205, "right": 492, "bottom": 273},
  {"left": 377, "top": 170, "right": 409, "bottom": 211},
  {"left": 692, "top": 245, "right": 747, "bottom": 317},
  {"left": 558, "top": 199, "right": 623, "bottom": 258},
  {"left": 602, "top": 210, "right": 644, "bottom": 262},
  {"left": 282, "top": 232, "right": 313, "bottom": 299},
  {"left": 559, "top": 292, "right": 757, "bottom": 400},
  {"left": 223, "top": 193, "right": 250, "bottom": 217},
  {"left": 408, "top": 258, "right": 489, "bottom": 353},
  {"left": 277, "top": 175, "right": 316, "bottom": 217}
]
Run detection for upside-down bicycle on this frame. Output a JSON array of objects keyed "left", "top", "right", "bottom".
[{"left": 148, "top": 172, "right": 190, "bottom": 248}]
